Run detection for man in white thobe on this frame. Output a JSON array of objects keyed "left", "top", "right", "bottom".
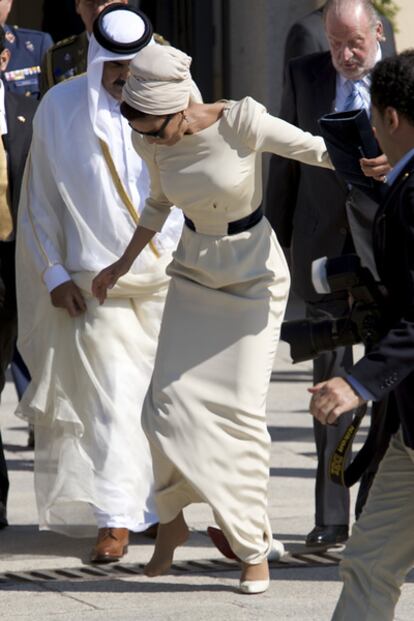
[{"left": 15, "top": 5, "right": 183, "bottom": 562}]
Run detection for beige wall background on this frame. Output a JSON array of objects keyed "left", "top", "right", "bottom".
[{"left": 394, "top": 0, "right": 414, "bottom": 52}]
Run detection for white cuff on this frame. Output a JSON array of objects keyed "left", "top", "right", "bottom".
[{"left": 42, "top": 264, "right": 71, "bottom": 292}]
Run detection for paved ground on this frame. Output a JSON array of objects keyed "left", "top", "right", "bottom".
[{"left": 1, "top": 306, "right": 414, "bottom": 620}]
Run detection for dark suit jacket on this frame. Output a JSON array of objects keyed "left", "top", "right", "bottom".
[
  {"left": 265, "top": 49, "right": 391, "bottom": 302},
  {"left": 0, "top": 92, "right": 36, "bottom": 502},
  {"left": 0, "top": 92, "right": 37, "bottom": 315},
  {"left": 4, "top": 92, "right": 37, "bottom": 227},
  {"left": 284, "top": 7, "right": 396, "bottom": 66},
  {"left": 350, "top": 156, "right": 414, "bottom": 449}
]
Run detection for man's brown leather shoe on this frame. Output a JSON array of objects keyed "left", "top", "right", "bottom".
[{"left": 90, "top": 527, "right": 129, "bottom": 563}]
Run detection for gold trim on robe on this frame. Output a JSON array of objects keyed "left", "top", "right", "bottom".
[{"left": 99, "top": 138, "right": 160, "bottom": 258}]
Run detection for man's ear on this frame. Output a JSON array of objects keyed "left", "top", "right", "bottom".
[
  {"left": 0, "top": 48, "right": 10, "bottom": 73},
  {"left": 376, "top": 20, "right": 385, "bottom": 43},
  {"left": 385, "top": 106, "right": 400, "bottom": 134}
]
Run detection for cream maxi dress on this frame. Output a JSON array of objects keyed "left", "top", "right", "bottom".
[{"left": 132, "top": 97, "right": 332, "bottom": 564}]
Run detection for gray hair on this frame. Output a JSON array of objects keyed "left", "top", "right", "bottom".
[{"left": 323, "top": 0, "right": 380, "bottom": 31}]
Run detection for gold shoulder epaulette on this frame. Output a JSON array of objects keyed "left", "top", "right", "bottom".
[{"left": 51, "top": 34, "right": 78, "bottom": 50}]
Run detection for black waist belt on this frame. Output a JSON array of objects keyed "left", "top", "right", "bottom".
[{"left": 184, "top": 205, "right": 263, "bottom": 235}]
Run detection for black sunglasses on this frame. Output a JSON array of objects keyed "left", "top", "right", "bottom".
[{"left": 129, "top": 114, "right": 174, "bottom": 139}]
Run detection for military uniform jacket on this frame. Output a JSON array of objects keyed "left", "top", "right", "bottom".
[
  {"left": 3, "top": 24, "right": 53, "bottom": 98},
  {"left": 41, "top": 31, "right": 88, "bottom": 94},
  {"left": 4, "top": 91, "right": 37, "bottom": 223}
]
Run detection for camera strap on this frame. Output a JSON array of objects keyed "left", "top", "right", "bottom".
[
  {"left": 329, "top": 397, "right": 395, "bottom": 487},
  {"left": 328, "top": 404, "right": 367, "bottom": 487}
]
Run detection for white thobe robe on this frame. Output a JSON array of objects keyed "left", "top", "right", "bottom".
[{"left": 16, "top": 72, "right": 182, "bottom": 537}]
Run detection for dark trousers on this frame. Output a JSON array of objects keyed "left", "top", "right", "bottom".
[
  {"left": 354, "top": 398, "right": 391, "bottom": 520},
  {"left": 0, "top": 242, "right": 17, "bottom": 384},
  {"left": 11, "top": 347, "right": 30, "bottom": 400},
  {"left": 307, "top": 298, "right": 354, "bottom": 526},
  {"left": 0, "top": 241, "right": 17, "bottom": 507},
  {"left": 0, "top": 430, "right": 8, "bottom": 506}
]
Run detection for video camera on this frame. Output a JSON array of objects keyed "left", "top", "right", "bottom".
[{"left": 280, "top": 254, "right": 389, "bottom": 363}]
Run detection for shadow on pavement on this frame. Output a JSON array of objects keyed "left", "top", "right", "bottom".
[
  {"left": 270, "top": 370, "right": 312, "bottom": 383},
  {"left": 0, "top": 579, "right": 237, "bottom": 593},
  {"left": 0, "top": 527, "right": 96, "bottom": 562},
  {"left": 0, "top": 526, "right": 216, "bottom": 563},
  {"left": 268, "top": 426, "right": 314, "bottom": 442},
  {"left": 2, "top": 458, "right": 33, "bottom": 472},
  {"left": 270, "top": 467, "right": 315, "bottom": 478}
]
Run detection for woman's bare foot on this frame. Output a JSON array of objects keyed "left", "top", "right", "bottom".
[
  {"left": 240, "top": 559, "right": 269, "bottom": 583},
  {"left": 144, "top": 511, "right": 189, "bottom": 577}
]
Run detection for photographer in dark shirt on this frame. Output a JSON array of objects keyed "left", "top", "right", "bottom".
[{"left": 310, "top": 50, "right": 414, "bottom": 621}]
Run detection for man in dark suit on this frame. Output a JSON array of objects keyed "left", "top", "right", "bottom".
[
  {"left": 0, "top": 0, "right": 53, "bottom": 98},
  {"left": 266, "top": 0, "right": 392, "bottom": 546},
  {"left": 310, "top": 49, "right": 414, "bottom": 621},
  {"left": 284, "top": 0, "right": 396, "bottom": 66},
  {"left": 0, "top": 25, "right": 37, "bottom": 528}
]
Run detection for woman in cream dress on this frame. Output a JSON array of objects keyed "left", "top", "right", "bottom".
[{"left": 93, "top": 44, "right": 332, "bottom": 593}]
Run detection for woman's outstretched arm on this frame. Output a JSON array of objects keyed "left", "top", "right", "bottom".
[{"left": 92, "top": 225, "right": 156, "bottom": 304}]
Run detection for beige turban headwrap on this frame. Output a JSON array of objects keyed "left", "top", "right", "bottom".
[{"left": 123, "top": 44, "right": 193, "bottom": 115}]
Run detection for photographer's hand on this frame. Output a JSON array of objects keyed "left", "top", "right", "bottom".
[
  {"left": 360, "top": 154, "right": 391, "bottom": 183},
  {"left": 308, "top": 378, "right": 365, "bottom": 426}
]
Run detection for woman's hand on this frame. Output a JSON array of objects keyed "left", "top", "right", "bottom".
[
  {"left": 92, "top": 257, "right": 130, "bottom": 305},
  {"left": 360, "top": 154, "right": 392, "bottom": 183}
]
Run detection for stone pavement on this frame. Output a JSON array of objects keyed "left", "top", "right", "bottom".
[{"left": 1, "top": 328, "right": 414, "bottom": 620}]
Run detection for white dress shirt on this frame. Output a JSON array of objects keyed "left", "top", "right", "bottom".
[{"left": 335, "top": 45, "right": 382, "bottom": 113}]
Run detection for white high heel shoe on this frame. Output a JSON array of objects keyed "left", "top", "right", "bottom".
[
  {"left": 268, "top": 538, "right": 286, "bottom": 561},
  {"left": 238, "top": 539, "right": 285, "bottom": 594},
  {"left": 239, "top": 578, "right": 270, "bottom": 594}
]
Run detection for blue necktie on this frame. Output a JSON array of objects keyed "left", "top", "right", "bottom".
[{"left": 343, "top": 80, "right": 365, "bottom": 112}]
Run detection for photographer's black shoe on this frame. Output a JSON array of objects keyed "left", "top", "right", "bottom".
[
  {"left": 0, "top": 501, "right": 8, "bottom": 530},
  {"left": 305, "top": 525, "right": 348, "bottom": 546}
]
